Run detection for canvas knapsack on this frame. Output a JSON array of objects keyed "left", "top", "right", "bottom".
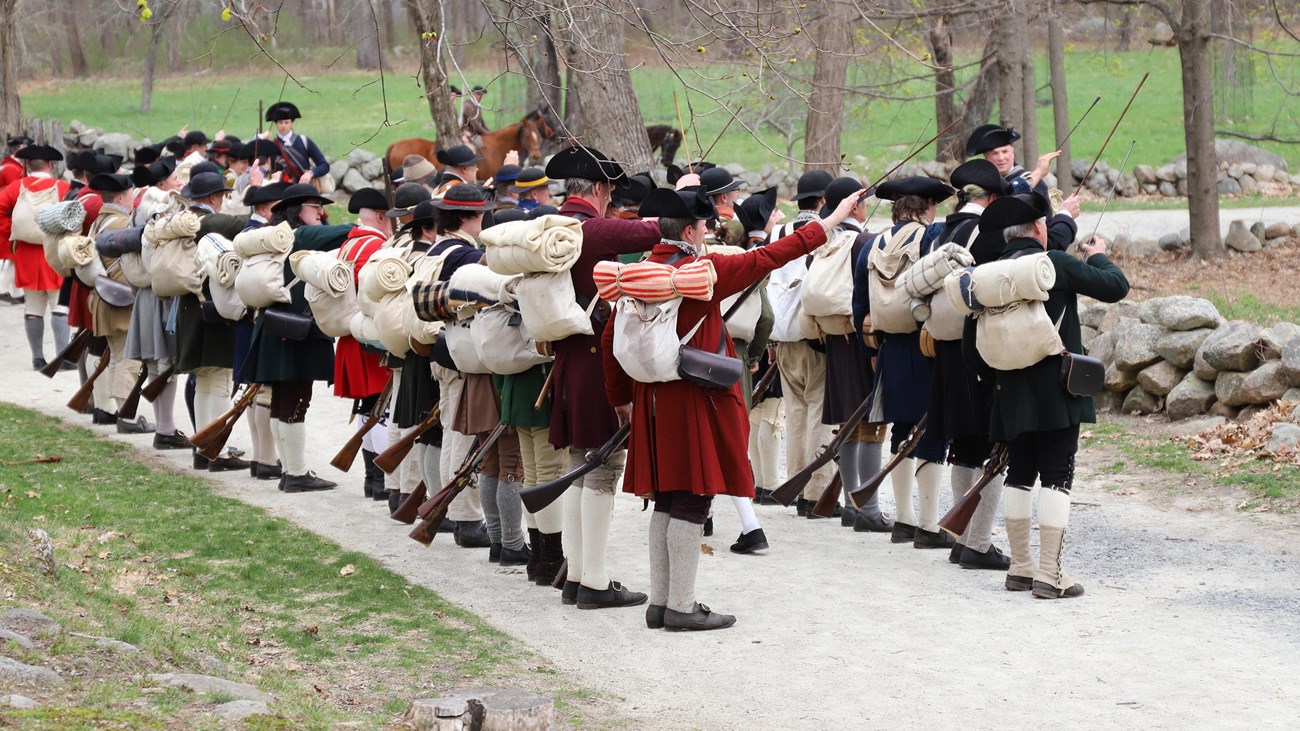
[
  {"left": 972, "top": 250, "right": 1065, "bottom": 370},
  {"left": 866, "top": 221, "right": 925, "bottom": 334},
  {"left": 800, "top": 229, "right": 859, "bottom": 336},
  {"left": 12, "top": 181, "right": 61, "bottom": 244}
]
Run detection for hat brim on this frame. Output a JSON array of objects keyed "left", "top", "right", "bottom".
[
  {"left": 705, "top": 179, "right": 743, "bottom": 196},
  {"left": 180, "top": 182, "right": 234, "bottom": 199},
  {"left": 385, "top": 206, "right": 415, "bottom": 219},
  {"left": 431, "top": 200, "right": 490, "bottom": 213},
  {"left": 436, "top": 152, "right": 484, "bottom": 166},
  {"left": 272, "top": 194, "right": 332, "bottom": 211}
]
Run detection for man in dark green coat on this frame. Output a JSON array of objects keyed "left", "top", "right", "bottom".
[{"left": 963, "top": 192, "right": 1129, "bottom": 600}]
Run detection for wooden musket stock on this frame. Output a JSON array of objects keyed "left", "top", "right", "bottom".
[
  {"left": 749, "top": 360, "right": 781, "bottom": 406},
  {"left": 938, "top": 442, "right": 1010, "bottom": 538},
  {"left": 810, "top": 472, "right": 844, "bottom": 518},
  {"left": 518, "top": 423, "right": 631, "bottom": 514},
  {"left": 141, "top": 365, "right": 176, "bottom": 403},
  {"left": 374, "top": 404, "right": 440, "bottom": 475},
  {"left": 190, "top": 384, "right": 261, "bottom": 456},
  {"left": 330, "top": 374, "right": 395, "bottom": 472},
  {"left": 115, "top": 365, "right": 151, "bottom": 421},
  {"left": 41, "top": 328, "right": 92, "bottom": 378},
  {"left": 409, "top": 426, "right": 504, "bottom": 546},
  {"left": 849, "top": 414, "right": 928, "bottom": 508},
  {"left": 389, "top": 481, "right": 427, "bottom": 525},
  {"left": 67, "top": 349, "right": 111, "bottom": 414},
  {"left": 769, "top": 396, "right": 873, "bottom": 507}
]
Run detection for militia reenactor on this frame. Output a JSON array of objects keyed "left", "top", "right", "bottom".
[
  {"left": 0, "top": 134, "right": 32, "bottom": 305},
  {"left": 700, "top": 167, "right": 745, "bottom": 247},
  {"left": 0, "top": 144, "right": 73, "bottom": 369},
  {"left": 511, "top": 167, "right": 551, "bottom": 212},
  {"left": 546, "top": 145, "right": 661, "bottom": 609},
  {"left": 604, "top": 184, "right": 866, "bottom": 631},
  {"left": 610, "top": 173, "right": 655, "bottom": 221},
  {"left": 264, "top": 102, "right": 330, "bottom": 187},
  {"left": 461, "top": 85, "right": 490, "bottom": 148},
  {"left": 964, "top": 192, "right": 1129, "bottom": 598},
  {"left": 965, "top": 124, "right": 1082, "bottom": 247},
  {"left": 433, "top": 145, "right": 482, "bottom": 195},
  {"left": 488, "top": 163, "right": 522, "bottom": 210}
]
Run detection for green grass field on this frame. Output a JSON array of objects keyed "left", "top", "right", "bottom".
[{"left": 18, "top": 46, "right": 1300, "bottom": 178}]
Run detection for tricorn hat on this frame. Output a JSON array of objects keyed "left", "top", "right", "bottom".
[
  {"left": 665, "top": 161, "right": 715, "bottom": 185},
  {"left": 182, "top": 130, "right": 210, "bottom": 148},
  {"left": 431, "top": 183, "right": 489, "bottom": 212},
  {"left": 701, "top": 167, "right": 743, "bottom": 196},
  {"left": 965, "top": 124, "right": 1021, "bottom": 158},
  {"left": 272, "top": 183, "right": 332, "bottom": 211},
  {"left": 612, "top": 172, "right": 656, "bottom": 206},
  {"left": 638, "top": 187, "right": 717, "bottom": 220},
  {"left": 6, "top": 135, "right": 33, "bottom": 147},
  {"left": 134, "top": 145, "right": 161, "bottom": 166},
  {"left": 950, "top": 159, "right": 1013, "bottom": 197},
  {"left": 243, "top": 181, "right": 289, "bottom": 207},
  {"left": 979, "top": 191, "right": 1052, "bottom": 231},
  {"left": 64, "top": 149, "right": 96, "bottom": 170},
  {"left": 545, "top": 145, "right": 627, "bottom": 183},
  {"left": 819, "top": 177, "right": 865, "bottom": 217},
  {"left": 265, "top": 101, "right": 302, "bottom": 122},
  {"left": 435, "top": 145, "right": 483, "bottom": 168},
  {"left": 131, "top": 157, "right": 178, "bottom": 188},
  {"left": 89, "top": 173, "right": 133, "bottom": 194},
  {"left": 16, "top": 144, "right": 64, "bottom": 162},
  {"left": 737, "top": 187, "right": 779, "bottom": 233},
  {"left": 348, "top": 187, "right": 389, "bottom": 214},
  {"left": 161, "top": 136, "right": 185, "bottom": 157},
  {"left": 875, "top": 175, "right": 955, "bottom": 203},
  {"left": 401, "top": 200, "right": 438, "bottom": 233},
  {"left": 511, "top": 167, "right": 549, "bottom": 192},
  {"left": 94, "top": 154, "right": 123, "bottom": 174},
  {"left": 386, "top": 182, "right": 432, "bottom": 218},
  {"left": 181, "top": 171, "right": 233, "bottom": 199},
  {"left": 245, "top": 139, "right": 281, "bottom": 161}
]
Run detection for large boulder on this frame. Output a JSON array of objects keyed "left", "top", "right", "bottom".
[
  {"left": 1178, "top": 139, "right": 1288, "bottom": 171},
  {"left": 347, "top": 148, "right": 378, "bottom": 165},
  {"left": 1261, "top": 322, "right": 1300, "bottom": 360},
  {"left": 1079, "top": 303, "right": 1107, "bottom": 330},
  {"left": 1088, "top": 330, "right": 1116, "bottom": 364},
  {"left": 1268, "top": 423, "right": 1300, "bottom": 455},
  {"left": 1166, "top": 374, "right": 1217, "bottom": 420},
  {"left": 1194, "top": 349, "right": 1218, "bottom": 381},
  {"left": 1094, "top": 389, "right": 1125, "bottom": 413},
  {"left": 1282, "top": 340, "right": 1300, "bottom": 384},
  {"left": 1224, "top": 220, "right": 1262, "bottom": 253},
  {"left": 1138, "top": 296, "right": 1221, "bottom": 331},
  {"left": 1264, "top": 221, "right": 1291, "bottom": 239},
  {"left": 1123, "top": 386, "right": 1161, "bottom": 415},
  {"left": 1198, "top": 320, "right": 1262, "bottom": 372},
  {"left": 1105, "top": 362, "right": 1138, "bottom": 392},
  {"left": 1238, "top": 362, "right": 1291, "bottom": 405},
  {"left": 340, "top": 168, "right": 369, "bottom": 193},
  {"left": 1098, "top": 303, "right": 1141, "bottom": 334},
  {"left": 1217, "top": 177, "right": 1243, "bottom": 196},
  {"left": 329, "top": 158, "right": 351, "bottom": 181},
  {"left": 360, "top": 158, "right": 385, "bottom": 180},
  {"left": 1215, "top": 371, "right": 1251, "bottom": 407},
  {"left": 1137, "top": 360, "right": 1185, "bottom": 396},
  {"left": 1155, "top": 328, "right": 1214, "bottom": 369},
  {"left": 1111, "top": 319, "right": 1163, "bottom": 370},
  {"left": 1133, "top": 164, "right": 1157, "bottom": 185},
  {"left": 93, "top": 132, "right": 133, "bottom": 161}
]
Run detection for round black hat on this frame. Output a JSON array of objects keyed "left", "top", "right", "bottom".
[
  {"left": 492, "top": 164, "right": 522, "bottom": 184},
  {"left": 492, "top": 208, "right": 530, "bottom": 226},
  {"left": 386, "top": 183, "right": 432, "bottom": 218},
  {"left": 189, "top": 161, "right": 222, "bottom": 178},
  {"left": 181, "top": 172, "right": 233, "bottom": 199},
  {"left": 89, "top": 173, "right": 133, "bottom": 193},
  {"left": 432, "top": 183, "right": 489, "bottom": 212},
  {"left": 272, "top": 183, "right": 332, "bottom": 211},
  {"left": 875, "top": 176, "right": 955, "bottom": 203},
  {"left": 793, "top": 170, "right": 833, "bottom": 201},
  {"left": 134, "top": 145, "right": 161, "bottom": 166},
  {"left": 348, "top": 187, "right": 390, "bottom": 214},
  {"left": 527, "top": 204, "right": 560, "bottom": 220},
  {"left": 183, "top": 130, "right": 210, "bottom": 147},
  {"left": 701, "top": 167, "right": 743, "bottom": 196},
  {"left": 243, "top": 181, "right": 289, "bottom": 207},
  {"left": 951, "top": 159, "right": 1013, "bottom": 197},
  {"left": 435, "top": 144, "right": 483, "bottom": 168},
  {"left": 819, "top": 177, "right": 865, "bottom": 217},
  {"left": 979, "top": 191, "right": 1052, "bottom": 231}
]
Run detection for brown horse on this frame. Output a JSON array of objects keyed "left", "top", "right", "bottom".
[
  {"left": 646, "top": 125, "right": 683, "bottom": 168},
  {"left": 384, "top": 111, "right": 556, "bottom": 181}
]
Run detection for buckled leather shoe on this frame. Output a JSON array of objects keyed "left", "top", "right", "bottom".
[
  {"left": 891, "top": 521, "right": 917, "bottom": 544},
  {"left": 193, "top": 453, "right": 210, "bottom": 470},
  {"left": 153, "top": 431, "right": 192, "bottom": 450},
  {"left": 1032, "top": 580, "right": 1085, "bottom": 599},
  {"left": 646, "top": 604, "right": 666, "bottom": 629},
  {"left": 702, "top": 517, "right": 713, "bottom": 537},
  {"left": 281, "top": 472, "right": 337, "bottom": 493},
  {"left": 116, "top": 416, "right": 154, "bottom": 435},
  {"left": 250, "top": 461, "right": 282, "bottom": 480},
  {"left": 488, "top": 543, "right": 502, "bottom": 562},
  {"left": 949, "top": 541, "right": 966, "bottom": 564},
  {"left": 796, "top": 498, "right": 810, "bottom": 517},
  {"left": 840, "top": 505, "right": 859, "bottom": 527},
  {"left": 729, "top": 528, "right": 769, "bottom": 554},
  {"left": 576, "top": 581, "right": 648, "bottom": 610},
  {"left": 209, "top": 455, "right": 252, "bottom": 473},
  {"left": 31, "top": 357, "right": 47, "bottom": 371},
  {"left": 960, "top": 544, "right": 1012, "bottom": 571},
  {"left": 663, "top": 603, "right": 736, "bottom": 632},
  {"left": 92, "top": 408, "right": 119, "bottom": 425},
  {"left": 913, "top": 527, "right": 956, "bottom": 549},
  {"left": 853, "top": 511, "right": 893, "bottom": 533},
  {"left": 448, "top": 519, "right": 489, "bottom": 548}
]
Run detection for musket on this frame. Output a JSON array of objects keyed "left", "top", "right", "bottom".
[
  {"left": 115, "top": 365, "right": 150, "bottom": 422},
  {"left": 374, "top": 404, "right": 441, "bottom": 474},
  {"left": 141, "top": 365, "right": 176, "bottom": 403},
  {"left": 848, "top": 414, "right": 928, "bottom": 509},
  {"left": 329, "top": 374, "right": 396, "bottom": 472},
  {"left": 1071, "top": 72, "right": 1149, "bottom": 197},
  {"left": 769, "top": 396, "right": 873, "bottom": 507},
  {"left": 519, "top": 423, "right": 631, "bottom": 514},
  {"left": 381, "top": 156, "right": 396, "bottom": 208},
  {"left": 190, "top": 384, "right": 261, "bottom": 459},
  {"left": 749, "top": 358, "right": 780, "bottom": 405},
  {"left": 938, "top": 442, "right": 1010, "bottom": 538},
  {"left": 218, "top": 87, "right": 241, "bottom": 134},
  {"left": 389, "top": 481, "right": 428, "bottom": 525},
  {"left": 409, "top": 424, "right": 506, "bottom": 546},
  {"left": 809, "top": 471, "right": 844, "bottom": 519},
  {"left": 40, "top": 328, "right": 92, "bottom": 378},
  {"left": 1086, "top": 140, "right": 1136, "bottom": 244},
  {"left": 67, "top": 349, "right": 111, "bottom": 414}
]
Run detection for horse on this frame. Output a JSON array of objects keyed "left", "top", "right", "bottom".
[
  {"left": 647, "top": 125, "right": 683, "bottom": 168},
  {"left": 383, "top": 111, "right": 556, "bottom": 182}
]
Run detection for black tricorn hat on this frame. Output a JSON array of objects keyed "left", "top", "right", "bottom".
[
  {"left": 348, "top": 187, "right": 389, "bottom": 214},
  {"left": 435, "top": 144, "right": 483, "bottom": 167},
  {"left": 793, "top": 170, "right": 833, "bottom": 201},
  {"left": 15, "top": 144, "right": 63, "bottom": 162},
  {"left": 265, "top": 101, "right": 302, "bottom": 122},
  {"left": 819, "top": 177, "right": 865, "bottom": 217},
  {"left": 979, "top": 191, "right": 1052, "bottom": 231},
  {"left": 401, "top": 200, "right": 438, "bottom": 233},
  {"left": 65, "top": 149, "right": 96, "bottom": 170},
  {"left": 875, "top": 175, "right": 955, "bottom": 203},
  {"left": 737, "top": 187, "right": 779, "bottom": 233},
  {"left": 243, "top": 182, "right": 288, "bottom": 207},
  {"left": 228, "top": 142, "right": 252, "bottom": 161},
  {"left": 183, "top": 130, "right": 210, "bottom": 147},
  {"left": 272, "top": 183, "right": 332, "bottom": 211},
  {"left": 6, "top": 135, "right": 34, "bottom": 147},
  {"left": 613, "top": 172, "right": 656, "bottom": 206},
  {"left": 639, "top": 187, "right": 717, "bottom": 220},
  {"left": 432, "top": 183, "right": 489, "bottom": 212},
  {"left": 385, "top": 182, "right": 432, "bottom": 218},
  {"left": 134, "top": 145, "right": 161, "bottom": 166},
  {"left": 527, "top": 204, "right": 560, "bottom": 220},
  {"left": 701, "top": 167, "right": 743, "bottom": 196},
  {"left": 95, "top": 154, "right": 123, "bottom": 174},
  {"left": 965, "top": 124, "right": 1022, "bottom": 158},
  {"left": 89, "top": 173, "right": 133, "bottom": 193},
  {"left": 161, "top": 136, "right": 185, "bottom": 157},
  {"left": 665, "top": 161, "right": 715, "bottom": 185},
  {"left": 950, "top": 159, "right": 1013, "bottom": 197},
  {"left": 245, "top": 139, "right": 281, "bottom": 161},
  {"left": 181, "top": 172, "right": 233, "bottom": 199},
  {"left": 131, "top": 157, "right": 178, "bottom": 188},
  {"left": 545, "top": 145, "right": 627, "bottom": 183}
]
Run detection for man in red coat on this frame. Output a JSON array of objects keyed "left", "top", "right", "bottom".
[
  {"left": 0, "top": 144, "right": 73, "bottom": 369},
  {"left": 544, "top": 146, "right": 660, "bottom": 610},
  {"left": 0, "top": 135, "right": 31, "bottom": 305},
  {"left": 334, "top": 188, "right": 393, "bottom": 499},
  {"left": 602, "top": 185, "right": 864, "bottom": 631}
]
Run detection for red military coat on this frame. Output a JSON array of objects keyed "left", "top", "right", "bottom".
[
  {"left": 333, "top": 224, "right": 390, "bottom": 398},
  {"left": 0, "top": 175, "right": 71, "bottom": 290},
  {"left": 548, "top": 198, "right": 660, "bottom": 450},
  {"left": 603, "top": 222, "right": 828, "bottom": 498}
]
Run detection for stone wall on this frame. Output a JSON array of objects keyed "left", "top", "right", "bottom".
[{"left": 1081, "top": 296, "right": 1300, "bottom": 421}]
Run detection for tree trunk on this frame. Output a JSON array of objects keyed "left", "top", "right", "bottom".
[
  {"left": 63, "top": 0, "right": 88, "bottom": 76},
  {"left": 552, "top": 0, "right": 653, "bottom": 172},
  {"left": 928, "top": 14, "right": 958, "bottom": 163},
  {"left": 1178, "top": 0, "right": 1221, "bottom": 259},
  {"left": 522, "top": 13, "right": 562, "bottom": 122},
  {"left": 381, "top": 0, "right": 394, "bottom": 44},
  {"left": 1048, "top": 14, "right": 1071, "bottom": 181},
  {"left": 407, "top": 0, "right": 459, "bottom": 143},
  {"left": 563, "top": 64, "right": 582, "bottom": 143},
  {"left": 1018, "top": 18, "right": 1038, "bottom": 166},
  {"left": 803, "top": 0, "right": 853, "bottom": 173},
  {"left": 141, "top": 21, "right": 163, "bottom": 114},
  {"left": 326, "top": 0, "right": 340, "bottom": 45},
  {"left": 940, "top": 33, "right": 1001, "bottom": 162},
  {"left": 168, "top": 1, "right": 183, "bottom": 72},
  {"left": 356, "top": 1, "right": 381, "bottom": 70},
  {"left": 0, "top": 0, "right": 19, "bottom": 133},
  {"left": 995, "top": 17, "right": 1025, "bottom": 161}
]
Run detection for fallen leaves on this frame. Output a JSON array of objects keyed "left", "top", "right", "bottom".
[
  {"left": 1174, "top": 402, "right": 1300, "bottom": 470},
  {"left": 700, "top": 544, "right": 714, "bottom": 556},
  {"left": 339, "top": 564, "right": 356, "bottom": 577}
]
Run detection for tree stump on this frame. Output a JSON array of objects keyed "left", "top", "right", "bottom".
[{"left": 406, "top": 687, "right": 553, "bottom": 731}]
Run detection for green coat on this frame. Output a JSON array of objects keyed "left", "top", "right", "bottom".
[
  {"left": 963, "top": 238, "right": 1129, "bottom": 442},
  {"left": 495, "top": 363, "right": 551, "bottom": 429}
]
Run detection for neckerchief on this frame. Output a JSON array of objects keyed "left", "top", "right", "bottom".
[{"left": 662, "top": 238, "right": 697, "bottom": 257}]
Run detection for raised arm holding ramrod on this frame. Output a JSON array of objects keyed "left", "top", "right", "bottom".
[
  {"left": 848, "top": 414, "right": 928, "bottom": 509},
  {"left": 330, "top": 373, "right": 395, "bottom": 472}
]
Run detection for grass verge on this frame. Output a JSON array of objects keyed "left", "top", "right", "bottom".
[{"left": 0, "top": 402, "right": 612, "bottom": 730}]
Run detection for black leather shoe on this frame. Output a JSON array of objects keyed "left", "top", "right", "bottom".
[
  {"left": 913, "top": 527, "right": 956, "bottom": 549},
  {"left": 250, "top": 461, "right": 282, "bottom": 480},
  {"left": 561, "top": 580, "right": 579, "bottom": 606},
  {"left": 281, "top": 472, "right": 337, "bottom": 493},
  {"left": 703, "top": 517, "right": 713, "bottom": 537},
  {"left": 499, "top": 545, "right": 530, "bottom": 566},
  {"left": 576, "top": 581, "right": 648, "bottom": 610},
  {"left": 455, "top": 521, "right": 491, "bottom": 548},
  {"left": 795, "top": 498, "right": 810, "bottom": 517},
  {"left": 116, "top": 416, "right": 154, "bottom": 435},
  {"left": 663, "top": 603, "right": 736, "bottom": 632},
  {"left": 730, "top": 528, "right": 768, "bottom": 554},
  {"left": 209, "top": 455, "right": 252, "bottom": 473},
  {"left": 646, "top": 604, "right": 666, "bottom": 630},
  {"left": 438, "top": 518, "right": 457, "bottom": 534},
  {"left": 59, "top": 361, "right": 77, "bottom": 371},
  {"left": 853, "top": 511, "right": 894, "bottom": 533},
  {"left": 753, "top": 488, "right": 772, "bottom": 505},
  {"left": 948, "top": 541, "right": 966, "bottom": 564},
  {"left": 1005, "top": 574, "right": 1035, "bottom": 592},
  {"left": 31, "top": 357, "right": 47, "bottom": 371},
  {"left": 1032, "top": 580, "right": 1085, "bottom": 599},
  {"left": 93, "top": 408, "right": 119, "bottom": 425},
  {"left": 193, "top": 453, "right": 210, "bottom": 470},
  {"left": 960, "top": 544, "right": 1012, "bottom": 571},
  {"left": 386, "top": 490, "right": 401, "bottom": 512},
  {"left": 891, "top": 521, "right": 917, "bottom": 544},
  {"left": 488, "top": 543, "right": 502, "bottom": 562},
  {"left": 153, "top": 431, "right": 192, "bottom": 450},
  {"left": 840, "top": 505, "right": 859, "bottom": 527}
]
